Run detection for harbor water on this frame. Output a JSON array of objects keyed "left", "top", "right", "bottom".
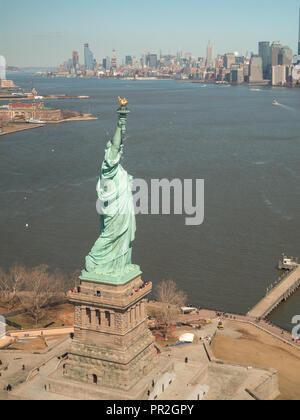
[{"left": 0, "top": 74, "right": 299, "bottom": 331}]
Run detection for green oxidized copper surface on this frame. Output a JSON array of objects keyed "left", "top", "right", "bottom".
[{"left": 80, "top": 99, "right": 141, "bottom": 285}]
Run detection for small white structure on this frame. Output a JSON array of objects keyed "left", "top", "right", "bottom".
[
  {"left": 0, "top": 315, "right": 6, "bottom": 339},
  {"left": 181, "top": 307, "right": 198, "bottom": 315},
  {"left": 179, "top": 333, "right": 195, "bottom": 343}
]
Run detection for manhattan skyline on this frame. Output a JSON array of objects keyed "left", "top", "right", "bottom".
[{"left": 1, "top": 0, "right": 300, "bottom": 67}]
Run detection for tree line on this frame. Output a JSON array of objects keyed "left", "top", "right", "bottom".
[
  {"left": 0, "top": 264, "right": 187, "bottom": 332},
  {"left": 0, "top": 263, "right": 78, "bottom": 326}
]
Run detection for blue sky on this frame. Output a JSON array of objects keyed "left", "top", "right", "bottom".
[{"left": 1, "top": 0, "right": 300, "bottom": 67}]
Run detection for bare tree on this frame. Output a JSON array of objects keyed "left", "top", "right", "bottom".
[
  {"left": 7, "top": 263, "right": 27, "bottom": 309},
  {"left": 0, "top": 268, "right": 10, "bottom": 309},
  {"left": 21, "top": 265, "right": 60, "bottom": 327},
  {"left": 154, "top": 279, "right": 187, "bottom": 335},
  {"left": 56, "top": 268, "right": 80, "bottom": 295},
  {"left": 0, "top": 264, "right": 27, "bottom": 311}
]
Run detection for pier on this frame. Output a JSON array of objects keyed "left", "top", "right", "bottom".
[{"left": 247, "top": 264, "right": 300, "bottom": 319}]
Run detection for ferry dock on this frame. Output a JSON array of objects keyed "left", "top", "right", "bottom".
[{"left": 247, "top": 255, "right": 300, "bottom": 319}]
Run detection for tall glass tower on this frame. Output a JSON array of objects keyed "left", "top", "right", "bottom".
[
  {"left": 298, "top": 6, "right": 300, "bottom": 55},
  {"left": 84, "top": 43, "right": 94, "bottom": 71},
  {"left": 258, "top": 41, "right": 271, "bottom": 79}
]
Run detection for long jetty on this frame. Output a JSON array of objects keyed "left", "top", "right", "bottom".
[{"left": 247, "top": 264, "right": 300, "bottom": 319}]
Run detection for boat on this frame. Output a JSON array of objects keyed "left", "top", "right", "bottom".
[
  {"left": 273, "top": 100, "right": 279, "bottom": 105},
  {"left": 27, "top": 118, "right": 46, "bottom": 124},
  {"left": 277, "top": 254, "right": 298, "bottom": 270}
]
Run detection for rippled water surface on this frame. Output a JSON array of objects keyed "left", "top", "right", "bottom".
[{"left": 0, "top": 74, "right": 299, "bottom": 330}]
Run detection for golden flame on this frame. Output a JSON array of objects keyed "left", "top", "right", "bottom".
[{"left": 118, "top": 96, "right": 128, "bottom": 107}]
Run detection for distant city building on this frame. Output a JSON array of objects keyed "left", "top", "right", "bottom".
[
  {"left": 272, "top": 65, "right": 287, "bottom": 86},
  {"left": 270, "top": 41, "right": 282, "bottom": 66},
  {"left": 249, "top": 55, "right": 263, "bottom": 83},
  {"left": 4, "top": 102, "right": 62, "bottom": 121},
  {"left": 206, "top": 41, "right": 215, "bottom": 68},
  {"left": 103, "top": 57, "right": 110, "bottom": 70},
  {"left": 298, "top": 5, "right": 300, "bottom": 55},
  {"left": 224, "top": 53, "right": 236, "bottom": 69},
  {"left": 258, "top": 41, "right": 271, "bottom": 79},
  {"left": 149, "top": 54, "right": 158, "bottom": 69},
  {"left": 72, "top": 51, "right": 79, "bottom": 69},
  {"left": 84, "top": 43, "right": 95, "bottom": 70},
  {"left": 278, "top": 46, "right": 293, "bottom": 65},
  {"left": 125, "top": 56, "right": 133, "bottom": 66},
  {"left": 231, "top": 67, "right": 244, "bottom": 84},
  {"left": 0, "top": 79, "right": 15, "bottom": 88},
  {"left": 243, "top": 63, "right": 250, "bottom": 79},
  {"left": 235, "top": 56, "right": 245, "bottom": 64},
  {"left": 111, "top": 50, "right": 117, "bottom": 69}
]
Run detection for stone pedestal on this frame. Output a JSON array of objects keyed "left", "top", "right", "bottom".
[{"left": 61, "top": 274, "right": 159, "bottom": 393}]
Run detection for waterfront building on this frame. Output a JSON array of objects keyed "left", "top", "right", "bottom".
[
  {"left": 249, "top": 55, "right": 263, "bottom": 83},
  {"left": 0, "top": 79, "right": 16, "bottom": 88},
  {"left": 231, "top": 66, "right": 244, "bottom": 84},
  {"left": 272, "top": 65, "right": 287, "bottom": 86},
  {"left": 258, "top": 41, "right": 271, "bottom": 79},
  {"left": 84, "top": 43, "right": 95, "bottom": 71},
  {"left": 243, "top": 63, "right": 250, "bottom": 79},
  {"left": 5, "top": 102, "right": 62, "bottom": 121},
  {"left": 285, "top": 64, "right": 294, "bottom": 84}
]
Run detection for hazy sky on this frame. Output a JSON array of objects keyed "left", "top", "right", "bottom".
[{"left": 1, "top": 0, "right": 300, "bottom": 67}]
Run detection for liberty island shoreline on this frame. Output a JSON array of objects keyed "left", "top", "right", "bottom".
[{"left": 0, "top": 114, "right": 98, "bottom": 137}]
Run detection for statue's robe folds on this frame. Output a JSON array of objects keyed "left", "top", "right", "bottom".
[{"left": 85, "top": 141, "right": 136, "bottom": 276}]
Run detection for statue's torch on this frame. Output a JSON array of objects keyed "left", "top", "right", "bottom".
[{"left": 117, "top": 96, "right": 130, "bottom": 143}]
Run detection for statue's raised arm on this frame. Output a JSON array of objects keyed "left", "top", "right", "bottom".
[{"left": 109, "top": 97, "right": 130, "bottom": 159}]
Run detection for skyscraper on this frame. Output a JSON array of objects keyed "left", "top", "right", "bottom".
[
  {"left": 258, "top": 42, "right": 270, "bottom": 79},
  {"left": 224, "top": 53, "right": 236, "bottom": 69},
  {"left": 206, "top": 41, "right": 215, "bottom": 68},
  {"left": 270, "top": 41, "right": 282, "bottom": 66},
  {"left": 298, "top": 5, "right": 300, "bottom": 55},
  {"left": 278, "top": 46, "right": 293, "bottom": 65},
  {"left": 111, "top": 50, "right": 117, "bottom": 69},
  {"left": 149, "top": 54, "right": 158, "bottom": 69},
  {"left": 249, "top": 55, "right": 263, "bottom": 83},
  {"left": 84, "top": 43, "right": 94, "bottom": 71},
  {"left": 125, "top": 56, "right": 133, "bottom": 66},
  {"left": 72, "top": 51, "right": 79, "bottom": 69}
]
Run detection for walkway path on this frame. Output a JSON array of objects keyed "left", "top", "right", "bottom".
[{"left": 248, "top": 265, "right": 300, "bottom": 319}]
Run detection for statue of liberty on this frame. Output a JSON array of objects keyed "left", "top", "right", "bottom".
[{"left": 81, "top": 98, "right": 141, "bottom": 284}]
